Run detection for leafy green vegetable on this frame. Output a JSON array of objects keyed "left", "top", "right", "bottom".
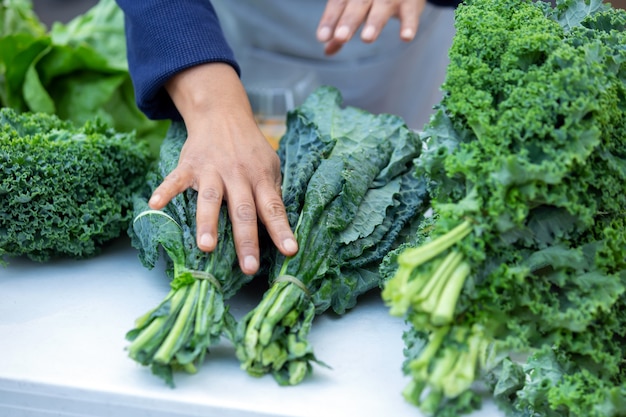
[
  {"left": 0, "top": 107, "right": 150, "bottom": 265},
  {"left": 234, "top": 86, "right": 429, "bottom": 385},
  {"left": 380, "top": 0, "right": 626, "bottom": 415},
  {"left": 125, "top": 122, "right": 252, "bottom": 387},
  {"left": 0, "top": 0, "right": 168, "bottom": 157}
]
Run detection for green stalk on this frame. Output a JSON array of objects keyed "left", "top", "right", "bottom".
[
  {"left": 194, "top": 279, "right": 209, "bottom": 336},
  {"left": 431, "top": 260, "right": 471, "bottom": 326},
  {"left": 384, "top": 256, "right": 443, "bottom": 317},
  {"left": 154, "top": 280, "right": 199, "bottom": 364},
  {"left": 133, "top": 289, "right": 175, "bottom": 328},
  {"left": 259, "top": 284, "right": 304, "bottom": 345},
  {"left": 127, "top": 288, "right": 188, "bottom": 358},
  {"left": 397, "top": 220, "right": 472, "bottom": 268},
  {"left": 407, "top": 326, "right": 450, "bottom": 376},
  {"left": 417, "top": 251, "right": 463, "bottom": 313},
  {"left": 429, "top": 347, "right": 461, "bottom": 390},
  {"left": 441, "top": 330, "right": 483, "bottom": 398}
]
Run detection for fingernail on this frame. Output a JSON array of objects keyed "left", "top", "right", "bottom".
[
  {"left": 283, "top": 238, "right": 298, "bottom": 253},
  {"left": 200, "top": 233, "right": 214, "bottom": 248},
  {"left": 362, "top": 25, "right": 375, "bottom": 41},
  {"left": 401, "top": 28, "right": 415, "bottom": 40},
  {"left": 335, "top": 25, "right": 350, "bottom": 41},
  {"left": 148, "top": 194, "right": 161, "bottom": 207},
  {"left": 317, "top": 26, "right": 331, "bottom": 41},
  {"left": 243, "top": 255, "right": 258, "bottom": 272}
]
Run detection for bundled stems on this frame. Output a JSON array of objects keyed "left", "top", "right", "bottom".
[
  {"left": 235, "top": 279, "right": 320, "bottom": 386},
  {"left": 125, "top": 271, "right": 227, "bottom": 387},
  {"left": 403, "top": 326, "right": 486, "bottom": 414},
  {"left": 382, "top": 220, "right": 472, "bottom": 325}
]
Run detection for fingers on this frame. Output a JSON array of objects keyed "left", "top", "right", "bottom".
[
  {"left": 222, "top": 171, "right": 298, "bottom": 276},
  {"left": 397, "top": 0, "right": 423, "bottom": 42},
  {"left": 148, "top": 167, "right": 193, "bottom": 210},
  {"left": 254, "top": 180, "right": 299, "bottom": 258},
  {"left": 318, "top": 0, "right": 372, "bottom": 44},
  {"left": 317, "top": 0, "right": 425, "bottom": 54},
  {"left": 194, "top": 178, "right": 224, "bottom": 253},
  {"left": 151, "top": 143, "right": 297, "bottom": 276},
  {"left": 225, "top": 182, "right": 260, "bottom": 275}
]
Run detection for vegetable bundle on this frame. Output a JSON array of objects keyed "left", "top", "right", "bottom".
[
  {"left": 234, "top": 86, "right": 430, "bottom": 385},
  {"left": 125, "top": 122, "right": 251, "bottom": 387},
  {"left": 0, "top": 107, "right": 150, "bottom": 265},
  {"left": 381, "top": 0, "right": 626, "bottom": 416}
]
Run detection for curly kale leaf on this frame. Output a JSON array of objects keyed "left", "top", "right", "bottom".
[
  {"left": 383, "top": 0, "right": 626, "bottom": 415},
  {"left": 0, "top": 107, "right": 150, "bottom": 264}
]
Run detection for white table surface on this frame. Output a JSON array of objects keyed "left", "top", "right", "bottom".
[{"left": 0, "top": 238, "right": 503, "bottom": 417}]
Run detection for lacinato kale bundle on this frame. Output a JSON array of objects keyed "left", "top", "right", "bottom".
[
  {"left": 0, "top": 108, "right": 150, "bottom": 264},
  {"left": 234, "top": 86, "right": 430, "bottom": 385},
  {"left": 125, "top": 122, "right": 251, "bottom": 387},
  {"left": 380, "top": 0, "right": 626, "bottom": 415}
]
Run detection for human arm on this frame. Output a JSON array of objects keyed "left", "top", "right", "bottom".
[
  {"left": 115, "top": 0, "right": 298, "bottom": 274},
  {"left": 316, "top": 0, "right": 461, "bottom": 55},
  {"left": 155, "top": 63, "right": 298, "bottom": 275}
]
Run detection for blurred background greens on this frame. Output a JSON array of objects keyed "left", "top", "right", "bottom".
[{"left": 1, "top": 0, "right": 169, "bottom": 158}]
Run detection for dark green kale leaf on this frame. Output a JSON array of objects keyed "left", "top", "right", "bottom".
[
  {"left": 235, "top": 86, "right": 429, "bottom": 386},
  {"left": 0, "top": 107, "right": 150, "bottom": 264},
  {"left": 125, "top": 122, "right": 251, "bottom": 387}
]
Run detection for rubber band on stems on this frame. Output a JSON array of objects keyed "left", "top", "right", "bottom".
[
  {"left": 188, "top": 270, "right": 222, "bottom": 292},
  {"left": 273, "top": 275, "right": 311, "bottom": 298}
]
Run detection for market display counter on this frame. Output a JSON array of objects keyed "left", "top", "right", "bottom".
[{"left": 0, "top": 238, "right": 502, "bottom": 417}]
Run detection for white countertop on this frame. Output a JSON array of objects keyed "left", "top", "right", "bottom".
[{"left": 0, "top": 238, "right": 503, "bottom": 417}]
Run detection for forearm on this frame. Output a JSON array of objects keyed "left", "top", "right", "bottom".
[
  {"left": 164, "top": 63, "right": 254, "bottom": 137},
  {"left": 115, "top": 0, "right": 239, "bottom": 120}
]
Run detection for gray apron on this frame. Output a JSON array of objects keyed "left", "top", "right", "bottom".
[{"left": 212, "top": 0, "right": 456, "bottom": 130}]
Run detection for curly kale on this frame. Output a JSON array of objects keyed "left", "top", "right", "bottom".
[
  {"left": 381, "top": 0, "right": 626, "bottom": 415},
  {"left": 0, "top": 107, "right": 150, "bottom": 264}
]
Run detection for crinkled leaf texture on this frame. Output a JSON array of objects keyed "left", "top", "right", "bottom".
[{"left": 0, "top": 107, "right": 150, "bottom": 264}]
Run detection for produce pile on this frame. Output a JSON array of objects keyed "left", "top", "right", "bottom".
[
  {"left": 0, "top": 107, "right": 151, "bottom": 264},
  {"left": 125, "top": 86, "right": 430, "bottom": 387},
  {"left": 380, "top": 0, "right": 626, "bottom": 416},
  {"left": 0, "top": 0, "right": 166, "bottom": 264},
  {"left": 4, "top": 0, "right": 626, "bottom": 415}
]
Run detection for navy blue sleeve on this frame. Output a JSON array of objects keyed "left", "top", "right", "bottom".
[{"left": 116, "top": 0, "right": 239, "bottom": 121}]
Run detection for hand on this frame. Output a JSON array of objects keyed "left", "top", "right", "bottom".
[
  {"left": 316, "top": 0, "right": 427, "bottom": 55},
  {"left": 150, "top": 63, "right": 298, "bottom": 275}
]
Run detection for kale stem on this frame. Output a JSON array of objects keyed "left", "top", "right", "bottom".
[
  {"left": 243, "top": 283, "right": 284, "bottom": 356},
  {"left": 431, "top": 260, "right": 471, "bottom": 326},
  {"left": 398, "top": 220, "right": 472, "bottom": 268},
  {"left": 407, "top": 326, "right": 450, "bottom": 375},
  {"left": 417, "top": 251, "right": 463, "bottom": 312},
  {"left": 154, "top": 280, "right": 199, "bottom": 364},
  {"left": 127, "top": 316, "right": 168, "bottom": 358},
  {"left": 259, "top": 283, "right": 302, "bottom": 345},
  {"left": 134, "top": 289, "right": 175, "bottom": 328},
  {"left": 194, "top": 279, "right": 208, "bottom": 337},
  {"left": 441, "top": 329, "right": 483, "bottom": 398},
  {"left": 127, "top": 288, "right": 188, "bottom": 357}
]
